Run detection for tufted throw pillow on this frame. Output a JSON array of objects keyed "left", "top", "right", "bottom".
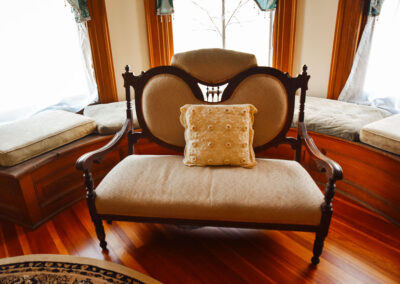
[{"left": 180, "top": 104, "right": 258, "bottom": 168}]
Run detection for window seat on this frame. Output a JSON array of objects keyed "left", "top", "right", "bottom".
[
  {"left": 0, "top": 110, "right": 129, "bottom": 229},
  {"left": 283, "top": 97, "right": 399, "bottom": 224},
  {"left": 0, "top": 110, "right": 96, "bottom": 167},
  {"left": 0, "top": 133, "right": 129, "bottom": 229},
  {"left": 84, "top": 101, "right": 140, "bottom": 135},
  {"left": 292, "top": 96, "right": 392, "bottom": 141},
  {"left": 261, "top": 128, "right": 400, "bottom": 225},
  {"left": 360, "top": 114, "right": 400, "bottom": 155}
]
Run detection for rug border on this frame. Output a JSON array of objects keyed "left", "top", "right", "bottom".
[{"left": 0, "top": 254, "right": 161, "bottom": 284}]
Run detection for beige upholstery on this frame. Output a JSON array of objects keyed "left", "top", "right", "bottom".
[
  {"left": 171, "top": 49, "right": 257, "bottom": 84},
  {"left": 292, "top": 96, "right": 391, "bottom": 141},
  {"left": 230, "top": 74, "right": 288, "bottom": 145},
  {"left": 142, "top": 74, "right": 197, "bottom": 146},
  {"left": 95, "top": 155, "right": 324, "bottom": 225},
  {"left": 84, "top": 101, "right": 140, "bottom": 135},
  {"left": 180, "top": 104, "right": 257, "bottom": 167},
  {"left": 360, "top": 114, "right": 400, "bottom": 155},
  {"left": 142, "top": 74, "right": 288, "bottom": 148},
  {"left": 0, "top": 110, "right": 96, "bottom": 167}
]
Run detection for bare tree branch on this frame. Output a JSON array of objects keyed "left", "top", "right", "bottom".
[
  {"left": 225, "top": 0, "right": 250, "bottom": 27},
  {"left": 191, "top": 0, "right": 222, "bottom": 37},
  {"left": 228, "top": 19, "right": 242, "bottom": 26}
]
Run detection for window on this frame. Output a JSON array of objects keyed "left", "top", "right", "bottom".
[
  {"left": 0, "top": 0, "right": 98, "bottom": 125},
  {"left": 172, "top": 0, "right": 275, "bottom": 66},
  {"left": 144, "top": 0, "right": 296, "bottom": 73}
]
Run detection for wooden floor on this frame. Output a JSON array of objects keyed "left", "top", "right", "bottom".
[{"left": 0, "top": 195, "right": 399, "bottom": 283}]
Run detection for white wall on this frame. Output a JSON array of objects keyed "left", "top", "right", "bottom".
[
  {"left": 293, "top": 0, "right": 338, "bottom": 98},
  {"left": 105, "top": 0, "right": 150, "bottom": 101}
]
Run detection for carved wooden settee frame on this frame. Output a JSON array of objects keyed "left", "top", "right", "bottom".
[{"left": 76, "top": 59, "right": 342, "bottom": 265}]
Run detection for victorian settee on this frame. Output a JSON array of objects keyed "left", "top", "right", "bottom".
[{"left": 76, "top": 49, "right": 343, "bottom": 265}]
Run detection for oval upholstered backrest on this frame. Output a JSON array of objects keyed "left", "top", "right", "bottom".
[
  {"left": 136, "top": 49, "right": 295, "bottom": 151},
  {"left": 171, "top": 48, "right": 258, "bottom": 84}
]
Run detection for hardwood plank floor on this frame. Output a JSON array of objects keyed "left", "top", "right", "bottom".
[{"left": 0, "top": 195, "right": 399, "bottom": 283}]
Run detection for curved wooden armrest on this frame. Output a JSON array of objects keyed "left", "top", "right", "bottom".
[
  {"left": 298, "top": 122, "right": 343, "bottom": 182},
  {"left": 76, "top": 119, "right": 134, "bottom": 172}
]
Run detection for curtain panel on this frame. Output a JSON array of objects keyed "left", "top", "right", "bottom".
[{"left": 338, "top": 0, "right": 400, "bottom": 113}]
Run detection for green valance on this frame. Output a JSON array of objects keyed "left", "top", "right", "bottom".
[
  {"left": 369, "top": 0, "right": 384, "bottom": 16},
  {"left": 254, "top": 0, "right": 277, "bottom": 11},
  {"left": 66, "top": 0, "right": 90, "bottom": 23},
  {"left": 156, "top": 0, "right": 174, "bottom": 15}
]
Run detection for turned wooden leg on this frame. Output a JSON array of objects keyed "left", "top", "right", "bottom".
[
  {"left": 311, "top": 178, "right": 336, "bottom": 265},
  {"left": 83, "top": 170, "right": 108, "bottom": 250},
  {"left": 93, "top": 218, "right": 108, "bottom": 250},
  {"left": 311, "top": 232, "right": 325, "bottom": 265},
  {"left": 88, "top": 201, "right": 108, "bottom": 250}
]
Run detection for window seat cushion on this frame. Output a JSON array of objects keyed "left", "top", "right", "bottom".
[
  {"left": 360, "top": 114, "right": 400, "bottom": 155},
  {"left": 292, "top": 96, "right": 392, "bottom": 141},
  {"left": 95, "top": 155, "right": 324, "bottom": 226},
  {"left": 84, "top": 101, "right": 140, "bottom": 135},
  {"left": 0, "top": 110, "right": 96, "bottom": 167}
]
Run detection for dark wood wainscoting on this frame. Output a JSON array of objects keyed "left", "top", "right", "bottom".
[
  {"left": 0, "top": 135, "right": 128, "bottom": 229},
  {"left": 262, "top": 129, "right": 400, "bottom": 225}
]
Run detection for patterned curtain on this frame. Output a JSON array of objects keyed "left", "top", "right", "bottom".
[
  {"left": 254, "top": 0, "right": 277, "bottom": 11},
  {"left": 66, "top": 0, "right": 90, "bottom": 23},
  {"left": 369, "top": 0, "right": 384, "bottom": 16},
  {"left": 156, "top": 0, "right": 174, "bottom": 15}
]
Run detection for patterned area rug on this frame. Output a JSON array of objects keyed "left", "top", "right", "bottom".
[{"left": 0, "top": 254, "right": 160, "bottom": 284}]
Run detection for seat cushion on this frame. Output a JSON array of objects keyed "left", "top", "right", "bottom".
[
  {"left": 292, "top": 96, "right": 391, "bottom": 141},
  {"left": 95, "top": 155, "right": 324, "bottom": 226},
  {"left": 84, "top": 101, "right": 140, "bottom": 135},
  {"left": 360, "top": 114, "right": 400, "bottom": 155},
  {"left": 0, "top": 110, "right": 96, "bottom": 167}
]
